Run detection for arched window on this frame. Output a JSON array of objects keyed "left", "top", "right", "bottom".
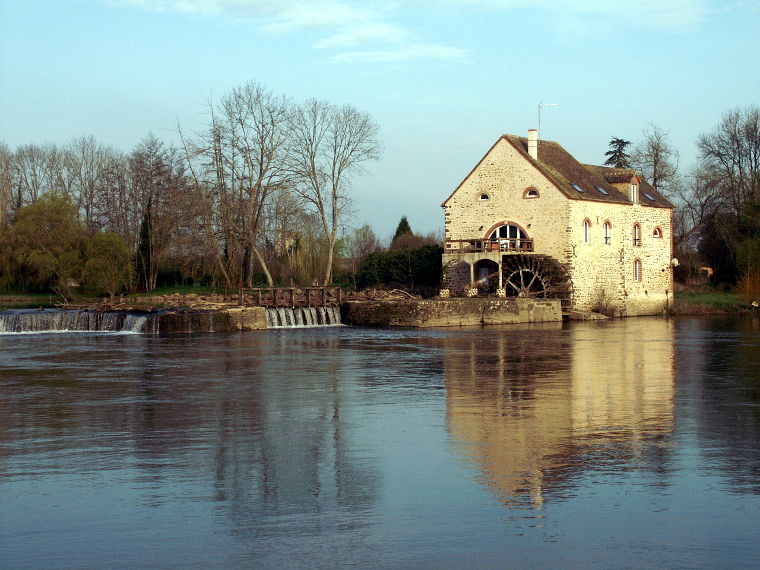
[
  {"left": 653, "top": 227, "right": 662, "bottom": 238},
  {"left": 633, "top": 223, "right": 642, "bottom": 246},
  {"left": 490, "top": 223, "right": 526, "bottom": 240},
  {"left": 489, "top": 223, "right": 530, "bottom": 251},
  {"left": 634, "top": 259, "right": 642, "bottom": 282},
  {"left": 603, "top": 221, "right": 612, "bottom": 245},
  {"left": 523, "top": 188, "right": 540, "bottom": 199},
  {"left": 583, "top": 219, "right": 590, "bottom": 244},
  {"left": 479, "top": 193, "right": 490, "bottom": 201}
]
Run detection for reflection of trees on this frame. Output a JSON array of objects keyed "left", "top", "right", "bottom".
[
  {"left": 445, "top": 320, "right": 676, "bottom": 507},
  {"left": 209, "top": 333, "right": 379, "bottom": 540},
  {"left": 0, "top": 333, "right": 380, "bottom": 541},
  {"left": 681, "top": 316, "right": 760, "bottom": 494}
]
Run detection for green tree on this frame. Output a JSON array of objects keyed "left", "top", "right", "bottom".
[
  {"left": 8, "top": 192, "right": 87, "bottom": 299},
  {"left": 356, "top": 244, "right": 443, "bottom": 294},
  {"left": 84, "top": 231, "right": 134, "bottom": 299},
  {"left": 392, "top": 216, "right": 412, "bottom": 242},
  {"left": 604, "top": 137, "right": 632, "bottom": 168}
]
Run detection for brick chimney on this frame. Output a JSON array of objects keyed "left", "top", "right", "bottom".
[{"left": 528, "top": 129, "right": 538, "bottom": 160}]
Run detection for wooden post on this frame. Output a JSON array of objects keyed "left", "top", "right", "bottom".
[
  {"left": 256, "top": 289, "right": 262, "bottom": 307},
  {"left": 306, "top": 288, "right": 311, "bottom": 307},
  {"left": 321, "top": 287, "right": 326, "bottom": 306},
  {"left": 290, "top": 288, "right": 295, "bottom": 307},
  {"left": 239, "top": 287, "right": 244, "bottom": 306},
  {"left": 336, "top": 287, "right": 342, "bottom": 305}
]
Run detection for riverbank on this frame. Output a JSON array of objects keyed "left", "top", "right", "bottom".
[
  {"left": 669, "top": 290, "right": 755, "bottom": 315},
  {"left": 1, "top": 289, "right": 756, "bottom": 316}
]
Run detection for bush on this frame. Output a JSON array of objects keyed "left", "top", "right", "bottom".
[{"left": 356, "top": 244, "right": 443, "bottom": 293}]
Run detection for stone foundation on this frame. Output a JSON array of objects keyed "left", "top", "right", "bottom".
[{"left": 342, "top": 298, "right": 562, "bottom": 327}]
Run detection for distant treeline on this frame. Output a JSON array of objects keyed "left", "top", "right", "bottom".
[{"left": 0, "top": 81, "right": 442, "bottom": 300}]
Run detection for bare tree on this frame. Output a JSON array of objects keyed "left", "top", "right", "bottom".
[
  {"left": 631, "top": 124, "right": 680, "bottom": 195},
  {"left": 65, "top": 135, "right": 115, "bottom": 231},
  {"left": 697, "top": 105, "right": 760, "bottom": 215},
  {"left": 130, "top": 134, "right": 188, "bottom": 291},
  {"left": 182, "top": 82, "right": 293, "bottom": 288},
  {"left": 671, "top": 163, "right": 725, "bottom": 249},
  {"left": 0, "top": 143, "right": 14, "bottom": 227},
  {"left": 290, "top": 99, "right": 381, "bottom": 285},
  {"left": 13, "top": 144, "right": 52, "bottom": 206}
]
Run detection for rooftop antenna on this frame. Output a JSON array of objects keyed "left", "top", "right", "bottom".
[{"left": 538, "top": 102, "right": 558, "bottom": 141}]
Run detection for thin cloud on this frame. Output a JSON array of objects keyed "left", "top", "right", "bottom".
[
  {"left": 107, "top": 0, "right": 711, "bottom": 66},
  {"left": 407, "top": 0, "right": 709, "bottom": 30},
  {"left": 261, "top": 2, "right": 377, "bottom": 33},
  {"left": 314, "top": 23, "right": 410, "bottom": 49},
  {"left": 332, "top": 44, "right": 470, "bottom": 63}
]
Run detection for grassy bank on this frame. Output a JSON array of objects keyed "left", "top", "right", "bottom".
[{"left": 672, "top": 290, "right": 754, "bottom": 314}]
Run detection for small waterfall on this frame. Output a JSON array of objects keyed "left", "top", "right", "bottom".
[
  {"left": 0, "top": 309, "right": 153, "bottom": 334},
  {"left": 266, "top": 306, "right": 342, "bottom": 328}
]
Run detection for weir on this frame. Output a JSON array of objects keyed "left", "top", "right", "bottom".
[
  {"left": 0, "top": 309, "right": 155, "bottom": 333},
  {"left": 0, "top": 306, "right": 341, "bottom": 333},
  {"left": 266, "top": 306, "right": 342, "bottom": 328}
]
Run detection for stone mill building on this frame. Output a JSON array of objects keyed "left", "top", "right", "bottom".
[{"left": 441, "top": 130, "right": 675, "bottom": 317}]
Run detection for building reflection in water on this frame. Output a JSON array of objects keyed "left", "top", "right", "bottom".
[{"left": 445, "top": 319, "right": 675, "bottom": 508}]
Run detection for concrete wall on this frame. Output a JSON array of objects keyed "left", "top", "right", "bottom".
[{"left": 342, "top": 298, "right": 562, "bottom": 327}]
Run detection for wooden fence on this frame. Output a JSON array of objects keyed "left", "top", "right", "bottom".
[{"left": 240, "top": 286, "right": 342, "bottom": 307}]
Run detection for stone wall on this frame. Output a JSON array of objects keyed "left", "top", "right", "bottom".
[
  {"left": 441, "top": 137, "right": 674, "bottom": 316},
  {"left": 567, "top": 201, "right": 673, "bottom": 316},
  {"left": 155, "top": 307, "right": 267, "bottom": 333},
  {"left": 443, "top": 138, "right": 571, "bottom": 264},
  {"left": 342, "top": 298, "right": 562, "bottom": 327}
]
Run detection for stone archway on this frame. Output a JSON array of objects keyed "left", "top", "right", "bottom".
[{"left": 474, "top": 259, "right": 500, "bottom": 292}]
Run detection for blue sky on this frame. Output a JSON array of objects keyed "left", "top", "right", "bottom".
[{"left": 1, "top": 0, "right": 758, "bottom": 239}]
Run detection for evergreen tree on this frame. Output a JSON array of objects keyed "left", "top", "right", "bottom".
[
  {"left": 392, "top": 216, "right": 412, "bottom": 242},
  {"left": 604, "top": 137, "right": 632, "bottom": 168}
]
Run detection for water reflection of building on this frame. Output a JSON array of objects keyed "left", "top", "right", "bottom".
[{"left": 445, "top": 319, "right": 675, "bottom": 507}]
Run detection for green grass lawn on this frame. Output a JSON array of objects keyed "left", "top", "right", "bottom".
[{"left": 673, "top": 290, "right": 753, "bottom": 313}]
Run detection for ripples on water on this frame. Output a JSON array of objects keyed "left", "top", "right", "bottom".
[{"left": 1, "top": 316, "right": 760, "bottom": 568}]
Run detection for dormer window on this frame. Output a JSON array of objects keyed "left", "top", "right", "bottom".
[
  {"left": 479, "top": 193, "right": 490, "bottom": 201},
  {"left": 631, "top": 183, "right": 639, "bottom": 204}
]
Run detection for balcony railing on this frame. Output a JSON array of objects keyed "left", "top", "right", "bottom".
[{"left": 444, "top": 238, "right": 534, "bottom": 253}]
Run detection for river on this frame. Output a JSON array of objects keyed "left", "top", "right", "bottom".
[{"left": 1, "top": 316, "right": 759, "bottom": 568}]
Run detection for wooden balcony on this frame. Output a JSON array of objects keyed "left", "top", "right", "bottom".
[{"left": 444, "top": 238, "right": 534, "bottom": 254}]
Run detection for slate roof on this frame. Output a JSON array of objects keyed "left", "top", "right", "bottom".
[{"left": 442, "top": 134, "right": 674, "bottom": 209}]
